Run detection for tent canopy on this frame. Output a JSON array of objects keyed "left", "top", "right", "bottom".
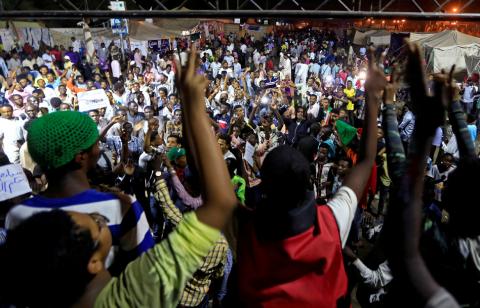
[
  {"left": 353, "top": 29, "right": 391, "bottom": 46},
  {"left": 415, "top": 30, "right": 480, "bottom": 73},
  {"left": 419, "top": 30, "right": 480, "bottom": 48},
  {"left": 409, "top": 32, "right": 436, "bottom": 42},
  {"left": 465, "top": 54, "right": 480, "bottom": 75}
]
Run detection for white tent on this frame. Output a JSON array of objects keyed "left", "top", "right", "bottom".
[
  {"left": 353, "top": 29, "right": 391, "bottom": 46},
  {"left": 409, "top": 32, "right": 436, "bottom": 42},
  {"left": 367, "top": 30, "right": 391, "bottom": 46},
  {"left": 415, "top": 30, "right": 480, "bottom": 73},
  {"left": 465, "top": 54, "right": 480, "bottom": 75}
]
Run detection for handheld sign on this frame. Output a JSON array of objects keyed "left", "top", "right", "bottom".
[
  {"left": 0, "top": 164, "right": 31, "bottom": 202},
  {"left": 245, "top": 142, "right": 255, "bottom": 167},
  {"left": 77, "top": 89, "right": 110, "bottom": 112}
]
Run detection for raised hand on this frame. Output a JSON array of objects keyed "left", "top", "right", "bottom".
[
  {"left": 133, "top": 121, "right": 144, "bottom": 133},
  {"left": 365, "top": 49, "right": 388, "bottom": 98},
  {"left": 405, "top": 42, "right": 428, "bottom": 106},
  {"left": 110, "top": 115, "right": 123, "bottom": 124},
  {"left": 270, "top": 101, "right": 277, "bottom": 110},
  {"left": 175, "top": 45, "right": 209, "bottom": 111},
  {"left": 383, "top": 65, "right": 398, "bottom": 105},
  {"left": 435, "top": 65, "right": 457, "bottom": 110},
  {"left": 162, "top": 153, "right": 173, "bottom": 169},
  {"left": 406, "top": 42, "right": 445, "bottom": 132}
]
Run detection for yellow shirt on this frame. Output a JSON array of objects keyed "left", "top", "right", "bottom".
[{"left": 343, "top": 88, "right": 356, "bottom": 111}]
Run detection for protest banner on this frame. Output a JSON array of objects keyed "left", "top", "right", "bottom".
[
  {"left": 0, "top": 164, "right": 31, "bottom": 202},
  {"left": 77, "top": 89, "right": 110, "bottom": 112}
]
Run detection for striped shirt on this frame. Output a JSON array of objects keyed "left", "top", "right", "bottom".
[
  {"left": 5, "top": 189, "right": 154, "bottom": 270},
  {"left": 153, "top": 178, "right": 228, "bottom": 306}
]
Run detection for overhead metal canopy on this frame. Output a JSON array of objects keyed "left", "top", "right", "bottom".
[
  {"left": 0, "top": 10, "right": 478, "bottom": 20},
  {"left": 2, "top": 0, "right": 476, "bottom": 14}
]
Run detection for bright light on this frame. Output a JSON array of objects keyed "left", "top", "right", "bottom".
[
  {"left": 452, "top": 7, "right": 458, "bottom": 12},
  {"left": 401, "top": 19, "right": 406, "bottom": 23},
  {"left": 382, "top": 20, "right": 385, "bottom": 24},
  {"left": 261, "top": 96, "right": 269, "bottom": 104}
]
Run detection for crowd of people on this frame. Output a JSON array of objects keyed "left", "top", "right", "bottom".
[{"left": 0, "top": 26, "right": 479, "bottom": 308}]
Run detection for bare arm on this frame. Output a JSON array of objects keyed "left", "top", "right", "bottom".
[
  {"left": 384, "top": 43, "right": 445, "bottom": 305},
  {"left": 248, "top": 99, "right": 260, "bottom": 128},
  {"left": 99, "top": 115, "right": 122, "bottom": 142},
  {"left": 342, "top": 49, "right": 384, "bottom": 199},
  {"left": 270, "top": 102, "right": 284, "bottom": 129},
  {"left": 176, "top": 46, "right": 237, "bottom": 230}
]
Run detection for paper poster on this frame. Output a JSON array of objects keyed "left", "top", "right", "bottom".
[
  {"left": 160, "top": 39, "right": 170, "bottom": 52},
  {"left": 244, "top": 142, "right": 255, "bottom": 167},
  {"left": 77, "top": 89, "right": 110, "bottom": 112},
  {"left": 0, "top": 164, "right": 32, "bottom": 202},
  {"left": 148, "top": 40, "right": 159, "bottom": 51}
]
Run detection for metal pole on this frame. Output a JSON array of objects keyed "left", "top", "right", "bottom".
[
  {"left": 0, "top": 10, "right": 479, "bottom": 20},
  {"left": 434, "top": 0, "right": 453, "bottom": 12},
  {"left": 119, "top": 31, "right": 125, "bottom": 60},
  {"left": 380, "top": 0, "right": 395, "bottom": 12}
]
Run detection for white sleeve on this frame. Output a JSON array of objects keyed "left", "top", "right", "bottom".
[
  {"left": 424, "top": 288, "right": 459, "bottom": 308},
  {"left": 326, "top": 186, "right": 357, "bottom": 247},
  {"left": 352, "top": 260, "right": 393, "bottom": 289}
]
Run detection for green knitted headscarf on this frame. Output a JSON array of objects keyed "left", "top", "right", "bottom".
[{"left": 28, "top": 111, "right": 99, "bottom": 170}]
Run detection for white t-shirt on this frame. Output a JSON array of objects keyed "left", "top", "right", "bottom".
[
  {"left": 224, "top": 55, "right": 234, "bottom": 67},
  {"left": 22, "top": 59, "right": 35, "bottom": 70},
  {"left": 0, "top": 118, "right": 22, "bottom": 164},
  {"left": 326, "top": 186, "right": 358, "bottom": 247},
  {"left": 219, "top": 68, "right": 234, "bottom": 79},
  {"left": 307, "top": 102, "right": 320, "bottom": 119},
  {"left": 210, "top": 62, "right": 221, "bottom": 77},
  {"left": 42, "top": 53, "right": 54, "bottom": 68},
  {"left": 111, "top": 60, "right": 121, "bottom": 78},
  {"left": 42, "top": 87, "right": 57, "bottom": 103},
  {"left": 72, "top": 40, "right": 81, "bottom": 53},
  {"left": 240, "top": 44, "right": 247, "bottom": 53},
  {"left": 180, "top": 51, "right": 188, "bottom": 66},
  {"left": 162, "top": 107, "right": 174, "bottom": 122}
]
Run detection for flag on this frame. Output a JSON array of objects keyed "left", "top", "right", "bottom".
[{"left": 335, "top": 120, "right": 357, "bottom": 146}]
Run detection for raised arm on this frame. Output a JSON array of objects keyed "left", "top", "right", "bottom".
[
  {"left": 99, "top": 115, "right": 123, "bottom": 142},
  {"left": 270, "top": 101, "right": 284, "bottom": 129},
  {"left": 382, "top": 66, "right": 407, "bottom": 185},
  {"left": 342, "top": 49, "right": 385, "bottom": 199},
  {"left": 248, "top": 98, "right": 260, "bottom": 128},
  {"left": 384, "top": 43, "right": 451, "bottom": 306},
  {"left": 176, "top": 46, "right": 237, "bottom": 230}
]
